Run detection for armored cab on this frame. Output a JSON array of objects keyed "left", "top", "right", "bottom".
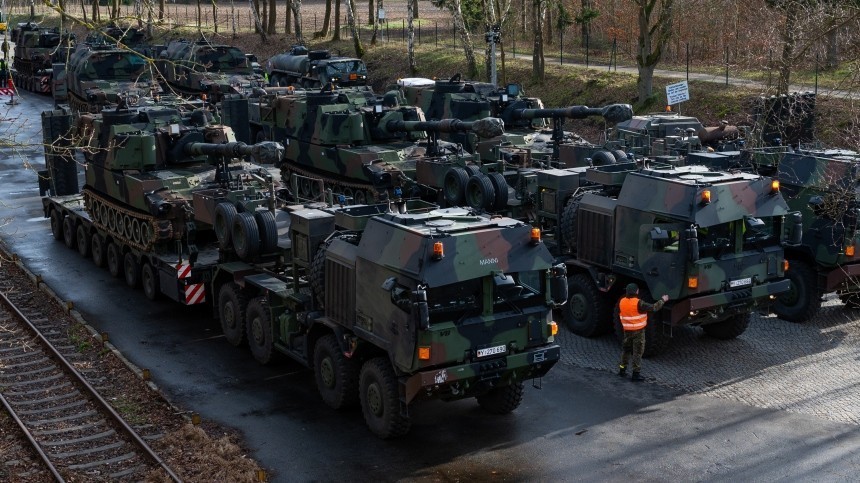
[
  {"left": 155, "top": 38, "right": 264, "bottom": 103},
  {"left": 265, "top": 45, "right": 368, "bottom": 88},
  {"left": 10, "top": 22, "right": 74, "bottom": 93}
]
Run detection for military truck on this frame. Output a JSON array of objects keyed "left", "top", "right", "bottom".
[
  {"left": 265, "top": 45, "right": 368, "bottom": 88},
  {"left": 10, "top": 22, "right": 74, "bottom": 93}
]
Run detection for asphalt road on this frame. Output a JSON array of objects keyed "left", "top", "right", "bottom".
[{"left": 2, "top": 91, "right": 860, "bottom": 481}]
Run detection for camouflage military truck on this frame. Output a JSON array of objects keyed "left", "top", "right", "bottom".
[
  {"left": 243, "top": 86, "right": 503, "bottom": 203},
  {"left": 463, "top": 161, "right": 799, "bottom": 355},
  {"left": 10, "top": 22, "right": 74, "bottom": 93},
  {"left": 154, "top": 38, "right": 265, "bottom": 103},
  {"left": 265, "top": 45, "right": 368, "bottom": 88},
  {"left": 41, "top": 98, "right": 284, "bottom": 302}
]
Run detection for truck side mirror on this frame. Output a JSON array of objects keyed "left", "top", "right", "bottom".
[
  {"left": 550, "top": 264, "right": 568, "bottom": 306},
  {"left": 788, "top": 212, "right": 803, "bottom": 245},
  {"left": 412, "top": 287, "right": 430, "bottom": 330},
  {"left": 686, "top": 227, "right": 699, "bottom": 262}
]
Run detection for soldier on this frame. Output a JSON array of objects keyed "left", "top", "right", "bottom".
[{"left": 617, "top": 283, "right": 668, "bottom": 382}]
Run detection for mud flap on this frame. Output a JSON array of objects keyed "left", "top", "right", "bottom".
[{"left": 41, "top": 109, "right": 78, "bottom": 196}]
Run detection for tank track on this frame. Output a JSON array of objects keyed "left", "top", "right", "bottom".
[
  {"left": 83, "top": 188, "right": 174, "bottom": 252},
  {"left": 68, "top": 93, "right": 104, "bottom": 114},
  {"left": 281, "top": 164, "right": 383, "bottom": 204}
]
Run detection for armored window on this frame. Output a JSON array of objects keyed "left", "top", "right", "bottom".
[
  {"left": 742, "top": 216, "right": 778, "bottom": 250},
  {"left": 697, "top": 223, "right": 736, "bottom": 258}
]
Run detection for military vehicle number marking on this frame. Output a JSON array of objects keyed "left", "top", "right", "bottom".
[
  {"left": 479, "top": 258, "right": 499, "bottom": 266},
  {"left": 730, "top": 277, "right": 752, "bottom": 288},
  {"left": 439, "top": 329, "right": 451, "bottom": 337},
  {"left": 477, "top": 344, "right": 507, "bottom": 358}
]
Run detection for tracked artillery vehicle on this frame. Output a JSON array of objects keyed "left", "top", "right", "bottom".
[{"left": 10, "top": 22, "right": 74, "bottom": 93}]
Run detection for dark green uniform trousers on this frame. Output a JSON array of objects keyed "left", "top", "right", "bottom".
[{"left": 619, "top": 329, "right": 645, "bottom": 373}]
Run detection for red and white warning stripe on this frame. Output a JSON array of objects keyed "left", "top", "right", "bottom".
[
  {"left": 176, "top": 262, "right": 192, "bottom": 279},
  {"left": 185, "top": 283, "right": 206, "bottom": 305}
]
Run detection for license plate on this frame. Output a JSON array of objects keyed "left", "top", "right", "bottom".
[
  {"left": 477, "top": 344, "right": 507, "bottom": 358},
  {"left": 730, "top": 277, "right": 752, "bottom": 288}
]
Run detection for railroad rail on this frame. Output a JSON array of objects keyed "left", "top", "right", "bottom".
[{"left": 0, "top": 287, "right": 182, "bottom": 481}]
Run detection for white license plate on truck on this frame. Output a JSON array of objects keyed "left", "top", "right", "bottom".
[
  {"left": 730, "top": 277, "right": 752, "bottom": 288},
  {"left": 477, "top": 344, "right": 507, "bottom": 358}
]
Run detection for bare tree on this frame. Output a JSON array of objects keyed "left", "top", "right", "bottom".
[
  {"left": 433, "top": 0, "right": 478, "bottom": 78},
  {"left": 371, "top": 0, "right": 383, "bottom": 44},
  {"left": 291, "top": 0, "right": 305, "bottom": 43},
  {"left": 316, "top": 0, "right": 332, "bottom": 38},
  {"left": 407, "top": 0, "right": 416, "bottom": 74},
  {"left": 268, "top": 0, "right": 278, "bottom": 34},
  {"left": 412, "top": 0, "right": 419, "bottom": 19},
  {"left": 346, "top": 0, "right": 365, "bottom": 57},
  {"left": 633, "top": 0, "right": 674, "bottom": 102},
  {"left": 368, "top": 0, "right": 375, "bottom": 25},
  {"left": 483, "top": 0, "right": 513, "bottom": 82},
  {"left": 286, "top": 0, "right": 292, "bottom": 34},
  {"left": 575, "top": 0, "right": 599, "bottom": 47},
  {"left": 249, "top": 0, "right": 268, "bottom": 41},
  {"left": 334, "top": 0, "right": 342, "bottom": 40}
]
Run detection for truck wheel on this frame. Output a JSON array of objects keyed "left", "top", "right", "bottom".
[
  {"left": 76, "top": 225, "right": 91, "bottom": 258},
  {"left": 564, "top": 274, "right": 610, "bottom": 337},
  {"left": 359, "top": 358, "right": 411, "bottom": 439},
  {"left": 591, "top": 150, "right": 616, "bottom": 166},
  {"left": 612, "top": 292, "right": 671, "bottom": 357},
  {"left": 106, "top": 243, "right": 122, "bottom": 278},
  {"left": 50, "top": 210, "right": 64, "bottom": 241},
  {"left": 254, "top": 210, "right": 279, "bottom": 255},
  {"left": 141, "top": 263, "right": 160, "bottom": 301},
  {"left": 465, "top": 174, "right": 496, "bottom": 211},
  {"left": 310, "top": 243, "right": 328, "bottom": 309},
  {"left": 123, "top": 252, "right": 141, "bottom": 288},
  {"left": 233, "top": 212, "right": 261, "bottom": 261},
  {"left": 214, "top": 202, "right": 238, "bottom": 250},
  {"left": 486, "top": 172, "right": 509, "bottom": 210},
  {"left": 477, "top": 382, "right": 524, "bottom": 415},
  {"left": 443, "top": 167, "right": 469, "bottom": 206},
  {"left": 314, "top": 334, "right": 360, "bottom": 409},
  {"left": 218, "top": 282, "right": 248, "bottom": 347},
  {"left": 773, "top": 259, "right": 819, "bottom": 322},
  {"left": 560, "top": 193, "right": 584, "bottom": 253},
  {"left": 702, "top": 313, "right": 750, "bottom": 340},
  {"left": 91, "top": 235, "right": 106, "bottom": 268},
  {"left": 62, "top": 215, "right": 76, "bottom": 249},
  {"left": 246, "top": 296, "right": 275, "bottom": 365}
]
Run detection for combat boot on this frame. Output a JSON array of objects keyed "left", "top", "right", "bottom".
[
  {"left": 618, "top": 366, "right": 627, "bottom": 377},
  {"left": 631, "top": 372, "right": 644, "bottom": 382}
]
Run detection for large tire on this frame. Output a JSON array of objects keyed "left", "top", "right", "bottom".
[
  {"left": 465, "top": 174, "right": 496, "bottom": 211},
  {"left": 76, "top": 225, "right": 91, "bottom": 258},
  {"left": 141, "top": 263, "right": 159, "bottom": 301},
  {"left": 233, "top": 211, "right": 261, "bottom": 261},
  {"left": 486, "top": 172, "right": 509, "bottom": 210},
  {"left": 218, "top": 282, "right": 248, "bottom": 347},
  {"left": 463, "top": 164, "right": 481, "bottom": 177},
  {"left": 246, "top": 296, "right": 275, "bottom": 364},
  {"left": 443, "top": 167, "right": 469, "bottom": 207},
  {"left": 50, "top": 209, "right": 64, "bottom": 241},
  {"left": 560, "top": 193, "right": 584, "bottom": 253},
  {"left": 309, "top": 243, "right": 328, "bottom": 309},
  {"left": 62, "top": 215, "right": 76, "bottom": 249},
  {"left": 106, "top": 243, "right": 122, "bottom": 278},
  {"left": 564, "top": 274, "right": 610, "bottom": 337},
  {"left": 612, "top": 290, "right": 671, "bottom": 357},
  {"left": 314, "top": 334, "right": 360, "bottom": 409},
  {"left": 476, "top": 382, "right": 524, "bottom": 415},
  {"left": 254, "top": 210, "right": 278, "bottom": 255},
  {"left": 123, "top": 252, "right": 141, "bottom": 288},
  {"left": 214, "top": 202, "right": 238, "bottom": 251},
  {"left": 702, "top": 313, "right": 750, "bottom": 340},
  {"left": 359, "top": 358, "right": 411, "bottom": 439},
  {"left": 773, "top": 259, "right": 819, "bottom": 322},
  {"left": 91, "top": 235, "right": 106, "bottom": 268},
  {"left": 591, "top": 150, "right": 616, "bottom": 166}
]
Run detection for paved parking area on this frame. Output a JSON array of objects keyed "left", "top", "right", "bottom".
[{"left": 556, "top": 293, "right": 860, "bottom": 425}]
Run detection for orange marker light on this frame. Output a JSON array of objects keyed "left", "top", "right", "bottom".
[
  {"left": 549, "top": 321, "right": 558, "bottom": 336},
  {"left": 349, "top": 73, "right": 358, "bottom": 80},
  {"left": 433, "top": 241, "right": 444, "bottom": 259},
  {"left": 688, "top": 276, "right": 698, "bottom": 289},
  {"left": 847, "top": 245, "right": 856, "bottom": 257},
  {"left": 784, "top": 260, "right": 790, "bottom": 271},
  {"left": 701, "top": 190, "right": 711, "bottom": 204},
  {"left": 531, "top": 227, "right": 541, "bottom": 244},
  {"left": 771, "top": 179, "right": 780, "bottom": 193},
  {"left": 418, "top": 347, "right": 431, "bottom": 360}
]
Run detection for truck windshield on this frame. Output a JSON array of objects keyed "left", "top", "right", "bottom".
[
  {"left": 426, "top": 271, "right": 544, "bottom": 323},
  {"left": 742, "top": 216, "right": 780, "bottom": 250},
  {"left": 325, "top": 60, "right": 367, "bottom": 78},
  {"left": 697, "top": 222, "right": 736, "bottom": 259}
]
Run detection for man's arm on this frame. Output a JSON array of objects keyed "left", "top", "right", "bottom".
[{"left": 638, "top": 295, "right": 669, "bottom": 313}]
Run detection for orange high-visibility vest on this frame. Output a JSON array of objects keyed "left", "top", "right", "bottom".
[{"left": 619, "top": 297, "right": 647, "bottom": 331}]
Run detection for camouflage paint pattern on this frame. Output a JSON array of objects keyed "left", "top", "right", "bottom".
[
  {"left": 266, "top": 46, "right": 368, "bottom": 88},
  {"left": 10, "top": 22, "right": 74, "bottom": 93}
]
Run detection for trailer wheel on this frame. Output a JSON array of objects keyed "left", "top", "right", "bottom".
[
  {"left": 233, "top": 212, "right": 261, "bottom": 261},
  {"left": 310, "top": 243, "right": 328, "bottom": 309},
  {"left": 702, "top": 313, "right": 750, "bottom": 340},
  {"left": 359, "top": 357, "right": 411, "bottom": 439},
  {"left": 591, "top": 150, "right": 617, "bottom": 166},
  {"left": 486, "top": 172, "right": 509, "bottom": 210},
  {"left": 91, "top": 235, "right": 106, "bottom": 268},
  {"left": 773, "top": 259, "right": 820, "bottom": 323},
  {"left": 560, "top": 193, "right": 584, "bottom": 253},
  {"left": 246, "top": 297, "right": 275, "bottom": 364},
  {"left": 62, "top": 215, "right": 76, "bottom": 249},
  {"left": 564, "top": 274, "right": 610, "bottom": 337},
  {"left": 76, "top": 225, "right": 91, "bottom": 258},
  {"left": 218, "top": 283, "right": 248, "bottom": 347},
  {"left": 141, "top": 263, "right": 159, "bottom": 301},
  {"left": 443, "top": 167, "right": 469, "bottom": 206},
  {"left": 612, "top": 289, "right": 671, "bottom": 357},
  {"left": 214, "top": 202, "right": 238, "bottom": 250},
  {"left": 254, "top": 210, "right": 278, "bottom": 255},
  {"left": 477, "top": 382, "right": 524, "bottom": 415},
  {"left": 124, "top": 252, "right": 141, "bottom": 288},
  {"left": 314, "top": 334, "right": 360, "bottom": 409},
  {"left": 106, "top": 243, "right": 122, "bottom": 278},
  {"left": 50, "top": 210, "right": 64, "bottom": 241},
  {"left": 465, "top": 174, "right": 496, "bottom": 211}
]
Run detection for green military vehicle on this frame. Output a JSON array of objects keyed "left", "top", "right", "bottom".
[
  {"left": 265, "top": 45, "right": 368, "bottom": 88},
  {"left": 10, "top": 22, "right": 74, "bottom": 93}
]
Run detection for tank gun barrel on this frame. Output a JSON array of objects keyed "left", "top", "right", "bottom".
[
  {"left": 512, "top": 104, "right": 633, "bottom": 124},
  {"left": 183, "top": 140, "right": 284, "bottom": 164},
  {"left": 386, "top": 117, "right": 504, "bottom": 139}
]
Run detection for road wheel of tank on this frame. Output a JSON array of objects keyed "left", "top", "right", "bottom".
[
  {"left": 486, "top": 172, "right": 509, "bottom": 210},
  {"left": 246, "top": 296, "right": 275, "bottom": 365},
  {"left": 91, "top": 235, "right": 106, "bottom": 268},
  {"left": 560, "top": 193, "right": 584, "bottom": 253},
  {"left": 115, "top": 213, "right": 126, "bottom": 239},
  {"left": 465, "top": 174, "right": 496, "bottom": 211},
  {"left": 476, "top": 382, "right": 524, "bottom": 415},
  {"left": 299, "top": 178, "right": 312, "bottom": 198},
  {"left": 591, "top": 150, "right": 616, "bottom": 166},
  {"left": 233, "top": 212, "right": 261, "bottom": 261},
  {"left": 141, "top": 263, "right": 159, "bottom": 301},
  {"left": 214, "top": 202, "right": 238, "bottom": 251},
  {"left": 62, "top": 216, "right": 76, "bottom": 249},
  {"left": 107, "top": 208, "right": 117, "bottom": 233},
  {"left": 130, "top": 218, "right": 142, "bottom": 245},
  {"left": 218, "top": 282, "right": 248, "bottom": 347},
  {"left": 140, "top": 222, "right": 153, "bottom": 248},
  {"left": 50, "top": 209, "right": 64, "bottom": 241},
  {"left": 354, "top": 190, "right": 368, "bottom": 205},
  {"left": 359, "top": 357, "right": 411, "bottom": 439},
  {"left": 564, "top": 274, "right": 610, "bottom": 337},
  {"left": 314, "top": 334, "right": 360, "bottom": 410},
  {"left": 612, "top": 290, "right": 671, "bottom": 357},
  {"left": 773, "top": 259, "right": 820, "bottom": 323},
  {"left": 310, "top": 180, "right": 323, "bottom": 200},
  {"left": 123, "top": 214, "right": 134, "bottom": 240},
  {"left": 702, "top": 313, "right": 750, "bottom": 340},
  {"left": 341, "top": 187, "right": 355, "bottom": 203},
  {"left": 254, "top": 210, "right": 279, "bottom": 255},
  {"left": 443, "top": 167, "right": 469, "bottom": 206},
  {"left": 76, "top": 225, "right": 91, "bottom": 258},
  {"left": 310, "top": 242, "right": 328, "bottom": 309},
  {"left": 123, "top": 252, "right": 141, "bottom": 288},
  {"left": 106, "top": 243, "right": 122, "bottom": 278},
  {"left": 99, "top": 204, "right": 109, "bottom": 228}
]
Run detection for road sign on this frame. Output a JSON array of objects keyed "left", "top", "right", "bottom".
[{"left": 666, "top": 80, "right": 690, "bottom": 105}]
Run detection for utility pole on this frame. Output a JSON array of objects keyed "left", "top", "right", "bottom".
[{"left": 485, "top": 24, "right": 501, "bottom": 87}]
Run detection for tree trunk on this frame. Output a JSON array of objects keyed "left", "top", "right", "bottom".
[
  {"left": 521, "top": 0, "right": 527, "bottom": 35},
  {"left": 824, "top": 23, "right": 839, "bottom": 70},
  {"left": 407, "top": 0, "right": 416, "bottom": 74},
  {"left": 213, "top": 0, "right": 219, "bottom": 34},
  {"left": 268, "top": 0, "right": 277, "bottom": 34},
  {"left": 334, "top": 0, "right": 342, "bottom": 40},
  {"left": 580, "top": 0, "right": 591, "bottom": 46},
  {"left": 197, "top": 0, "right": 203, "bottom": 35},
  {"left": 532, "top": 0, "right": 545, "bottom": 83},
  {"left": 286, "top": 0, "right": 292, "bottom": 34},
  {"left": 635, "top": 0, "right": 674, "bottom": 102},
  {"left": 250, "top": 0, "right": 268, "bottom": 41},
  {"left": 451, "top": 0, "right": 477, "bottom": 78},
  {"left": 545, "top": 4, "right": 552, "bottom": 46},
  {"left": 92, "top": 0, "right": 99, "bottom": 24},
  {"left": 371, "top": 0, "right": 382, "bottom": 44},
  {"left": 159, "top": 0, "right": 165, "bottom": 20},
  {"left": 777, "top": 2, "right": 798, "bottom": 94},
  {"left": 368, "top": 0, "right": 374, "bottom": 25},
  {"left": 483, "top": 0, "right": 498, "bottom": 82},
  {"left": 347, "top": 0, "right": 365, "bottom": 57},
  {"left": 412, "top": 0, "right": 419, "bottom": 19},
  {"left": 292, "top": 0, "right": 305, "bottom": 44},
  {"left": 318, "top": 0, "right": 332, "bottom": 37}
]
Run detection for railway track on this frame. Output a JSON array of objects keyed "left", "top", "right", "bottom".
[{"left": 0, "top": 284, "right": 182, "bottom": 481}]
